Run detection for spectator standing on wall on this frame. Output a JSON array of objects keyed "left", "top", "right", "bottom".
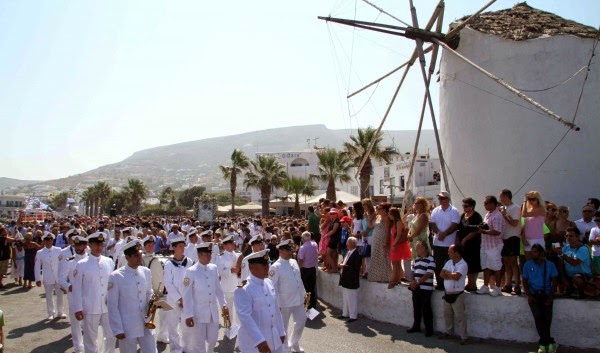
[{"left": 429, "top": 191, "right": 460, "bottom": 290}]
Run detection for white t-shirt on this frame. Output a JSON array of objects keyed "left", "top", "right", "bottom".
[
  {"left": 589, "top": 227, "right": 600, "bottom": 257},
  {"left": 575, "top": 219, "right": 595, "bottom": 242},
  {"left": 442, "top": 258, "right": 468, "bottom": 293},
  {"left": 502, "top": 203, "right": 522, "bottom": 239},
  {"left": 430, "top": 205, "right": 461, "bottom": 247},
  {"left": 352, "top": 219, "right": 363, "bottom": 235}
]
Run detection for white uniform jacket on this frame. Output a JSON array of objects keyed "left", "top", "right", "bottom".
[
  {"left": 163, "top": 256, "right": 193, "bottom": 307},
  {"left": 182, "top": 262, "right": 226, "bottom": 323},
  {"left": 142, "top": 254, "right": 165, "bottom": 294},
  {"left": 269, "top": 258, "right": 306, "bottom": 308},
  {"left": 216, "top": 250, "right": 240, "bottom": 293},
  {"left": 107, "top": 265, "right": 153, "bottom": 338},
  {"left": 234, "top": 275, "right": 286, "bottom": 352},
  {"left": 184, "top": 244, "right": 198, "bottom": 264},
  {"left": 58, "top": 251, "right": 87, "bottom": 293},
  {"left": 34, "top": 246, "right": 62, "bottom": 284},
  {"left": 71, "top": 255, "right": 114, "bottom": 314}
]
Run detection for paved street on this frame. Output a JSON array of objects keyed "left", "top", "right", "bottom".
[{"left": 1, "top": 279, "right": 594, "bottom": 353}]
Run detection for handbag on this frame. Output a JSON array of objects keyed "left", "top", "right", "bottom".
[
  {"left": 358, "top": 241, "right": 371, "bottom": 257},
  {"left": 443, "top": 291, "right": 463, "bottom": 304}
]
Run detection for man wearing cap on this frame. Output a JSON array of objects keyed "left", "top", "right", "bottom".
[
  {"left": 107, "top": 240, "right": 156, "bottom": 353},
  {"left": 35, "top": 232, "right": 65, "bottom": 320},
  {"left": 58, "top": 235, "right": 88, "bottom": 353},
  {"left": 184, "top": 228, "right": 200, "bottom": 264},
  {"left": 141, "top": 235, "right": 169, "bottom": 344},
  {"left": 216, "top": 235, "right": 241, "bottom": 327},
  {"left": 71, "top": 232, "right": 116, "bottom": 353},
  {"left": 429, "top": 191, "right": 460, "bottom": 290},
  {"left": 200, "top": 230, "right": 219, "bottom": 265},
  {"left": 168, "top": 223, "right": 184, "bottom": 250},
  {"left": 269, "top": 239, "right": 306, "bottom": 353},
  {"left": 235, "top": 249, "right": 286, "bottom": 353},
  {"left": 55, "top": 223, "right": 70, "bottom": 249},
  {"left": 238, "top": 234, "right": 265, "bottom": 283},
  {"left": 183, "top": 242, "right": 228, "bottom": 353},
  {"left": 164, "top": 235, "right": 194, "bottom": 353}
]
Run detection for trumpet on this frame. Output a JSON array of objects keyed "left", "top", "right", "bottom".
[
  {"left": 145, "top": 282, "right": 163, "bottom": 329},
  {"left": 222, "top": 307, "right": 231, "bottom": 329},
  {"left": 304, "top": 292, "right": 311, "bottom": 311}
]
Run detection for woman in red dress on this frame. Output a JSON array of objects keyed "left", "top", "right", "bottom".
[{"left": 388, "top": 207, "right": 412, "bottom": 288}]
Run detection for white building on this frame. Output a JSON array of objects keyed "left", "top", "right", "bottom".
[
  {"left": 0, "top": 195, "right": 26, "bottom": 218},
  {"left": 439, "top": 3, "right": 599, "bottom": 212}
]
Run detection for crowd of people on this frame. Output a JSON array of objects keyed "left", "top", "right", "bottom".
[{"left": 0, "top": 190, "right": 598, "bottom": 353}]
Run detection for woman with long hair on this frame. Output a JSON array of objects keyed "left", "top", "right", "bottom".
[
  {"left": 368, "top": 202, "right": 392, "bottom": 283},
  {"left": 319, "top": 207, "right": 332, "bottom": 270},
  {"left": 408, "top": 197, "right": 431, "bottom": 260},
  {"left": 22, "top": 232, "right": 41, "bottom": 288},
  {"left": 388, "top": 207, "right": 412, "bottom": 288},
  {"left": 360, "top": 199, "right": 376, "bottom": 278},
  {"left": 522, "top": 191, "right": 546, "bottom": 259}
]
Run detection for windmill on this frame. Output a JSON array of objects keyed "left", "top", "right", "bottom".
[{"left": 319, "top": 0, "right": 584, "bottom": 209}]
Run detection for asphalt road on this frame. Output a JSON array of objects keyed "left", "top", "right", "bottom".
[{"left": 1, "top": 279, "right": 594, "bottom": 353}]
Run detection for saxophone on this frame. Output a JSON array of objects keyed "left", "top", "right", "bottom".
[
  {"left": 222, "top": 307, "right": 231, "bottom": 329},
  {"left": 144, "top": 282, "right": 162, "bottom": 329},
  {"left": 304, "top": 292, "right": 311, "bottom": 311}
]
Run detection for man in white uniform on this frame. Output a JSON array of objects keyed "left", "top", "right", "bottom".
[
  {"left": 269, "top": 239, "right": 306, "bottom": 353},
  {"left": 183, "top": 242, "right": 228, "bottom": 353},
  {"left": 163, "top": 236, "right": 193, "bottom": 353},
  {"left": 141, "top": 235, "right": 168, "bottom": 344},
  {"left": 35, "top": 232, "right": 65, "bottom": 320},
  {"left": 200, "top": 230, "right": 219, "bottom": 264},
  {"left": 216, "top": 235, "right": 240, "bottom": 327},
  {"left": 107, "top": 240, "right": 156, "bottom": 353},
  {"left": 58, "top": 234, "right": 88, "bottom": 353},
  {"left": 235, "top": 249, "right": 286, "bottom": 353},
  {"left": 71, "top": 232, "right": 116, "bottom": 353},
  {"left": 238, "top": 234, "right": 265, "bottom": 283},
  {"left": 184, "top": 228, "right": 199, "bottom": 264}
]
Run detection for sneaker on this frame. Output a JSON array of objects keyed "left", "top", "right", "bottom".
[
  {"left": 490, "top": 287, "right": 501, "bottom": 297},
  {"left": 537, "top": 345, "right": 547, "bottom": 353},
  {"left": 477, "top": 286, "right": 490, "bottom": 295},
  {"left": 57, "top": 313, "right": 67, "bottom": 319},
  {"left": 512, "top": 286, "right": 522, "bottom": 296},
  {"left": 47, "top": 315, "right": 54, "bottom": 320},
  {"left": 548, "top": 342, "right": 558, "bottom": 353}
]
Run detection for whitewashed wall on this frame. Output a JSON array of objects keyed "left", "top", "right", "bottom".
[
  {"left": 439, "top": 28, "right": 600, "bottom": 211},
  {"left": 317, "top": 270, "right": 600, "bottom": 348}
]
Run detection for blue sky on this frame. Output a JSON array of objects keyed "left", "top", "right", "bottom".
[{"left": 1, "top": 0, "right": 598, "bottom": 180}]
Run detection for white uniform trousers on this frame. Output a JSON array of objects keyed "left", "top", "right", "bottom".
[
  {"left": 155, "top": 309, "right": 169, "bottom": 343},
  {"left": 342, "top": 288, "right": 358, "bottom": 320},
  {"left": 188, "top": 318, "right": 219, "bottom": 353},
  {"left": 81, "top": 313, "right": 115, "bottom": 353},
  {"left": 166, "top": 305, "right": 193, "bottom": 353},
  {"left": 224, "top": 291, "right": 238, "bottom": 327},
  {"left": 67, "top": 293, "right": 84, "bottom": 353},
  {"left": 44, "top": 283, "right": 64, "bottom": 316},
  {"left": 280, "top": 305, "right": 306, "bottom": 352},
  {"left": 118, "top": 328, "right": 157, "bottom": 353}
]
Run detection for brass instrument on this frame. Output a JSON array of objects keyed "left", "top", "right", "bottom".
[
  {"left": 304, "top": 292, "right": 311, "bottom": 311},
  {"left": 222, "top": 307, "right": 231, "bottom": 329},
  {"left": 145, "top": 282, "right": 163, "bottom": 329}
]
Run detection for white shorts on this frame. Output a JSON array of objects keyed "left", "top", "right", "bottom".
[
  {"left": 524, "top": 238, "right": 545, "bottom": 252},
  {"left": 480, "top": 246, "right": 503, "bottom": 271}
]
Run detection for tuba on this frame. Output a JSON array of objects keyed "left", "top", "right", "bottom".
[{"left": 144, "top": 282, "right": 162, "bottom": 329}]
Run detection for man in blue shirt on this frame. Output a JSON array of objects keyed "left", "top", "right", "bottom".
[
  {"left": 522, "top": 244, "right": 558, "bottom": 353},
  {"left": 556, "top": 227, "right": 592, "bottom": 298}
]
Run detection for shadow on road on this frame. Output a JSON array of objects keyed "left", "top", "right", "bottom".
[
  {"left": 7, "top": 319, "right": 70, "bottom": 339},
  {"left": 30, "top": 334, "right": 72, "bottom": 353}
]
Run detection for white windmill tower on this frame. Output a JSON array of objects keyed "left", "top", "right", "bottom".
[{"left": 320, "top": 1, "right": 597, "bottom": 209}]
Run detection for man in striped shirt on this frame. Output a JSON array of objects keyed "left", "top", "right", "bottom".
[{"left": 407, "top": 241, "right": 435, "bottom": 336}]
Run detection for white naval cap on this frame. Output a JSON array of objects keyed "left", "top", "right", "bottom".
[
  {"left": 41, "top": 231, "right": 55, "bottom": 240},
  {"left": 72, "top": 236, "right": 88, "bottom": 244},
  {"left": 124, "top": 235, "right": 137, "bottom": 243},
  {"left": 244, "top": 249, "right": 270, "bottom": 264},
  {"left": 88, "top": 232, "right": 107, "bottom": 243},
  {"left": 65, "top": 228, "right": 78, "bottom": 237},
  {"left": 200, "top": 230, "right": 213, "bottom": 238},
  {"left": 170, "top": 236, "right": 186, "bottom": 245},
  {"left": 276, "top": 239, "right": 294, "bottom": 249},
  {"left": 195, "top": 242, "right": 214, "bottom": 253},
  {"left": 121, "top": 239, "right": 143, "bottom": 256},
  {"left": 122, "top": 227, "right": 134, "bottom": 234},
  {"left": 141, "top": 235, "right": 156, "bottom": 245},
  {"left": 221, "top": 234, "right": 234, "bottom": 243},
  {"left": 249, "top": 234, "right": 263, "bottom": 245},
  {"left": 187, "top": 228, "right": 198, "bottom": 237}
]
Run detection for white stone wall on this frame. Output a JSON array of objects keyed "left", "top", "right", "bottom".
[
  {"left": 439, "top": 28, "right": 600, "bottom": 212},
  {"left": 317, "top": 270, "right": 600, "bottom": 348}
]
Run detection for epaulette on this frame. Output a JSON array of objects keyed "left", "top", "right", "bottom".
[
  {"left": 66, "top": 256, "right": 75, "bottom": 261},
  {"left": 218, "top": 252, "right": 224, "bottom": 256},
  {"left": 237, "top": 280, "right": 248, "bottom": 288}
]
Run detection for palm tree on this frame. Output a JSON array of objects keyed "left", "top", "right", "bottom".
[
  {"left": 123, "top": 179, "right": 149, "bottom": 214},
  {"left": 284, "top": 176, "right": 317, "bottom": 218},
  {"left": 159, "top": 187, "right": 174, "bottom": 209},
  {"left": 244, "top": 155, "right": 287, "bottom": 217},
  {"left": 343, "top": 127, "right": 399, "bottom": 199},
  {"left": 94, "top": 181, "right": 112, "bottom": 215},
  {"left": 219, "top": 149, "right": 250, "bottom": 215},
  {"left": 311, "top": 148, "right": 353, "bottom": 202},
  {"left": 81, "top": 186, "right": 98, "bottom": 216}
]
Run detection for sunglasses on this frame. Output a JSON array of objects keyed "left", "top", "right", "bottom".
[{"left": 462, "top": 205, "right": 472, "bottom": 208}]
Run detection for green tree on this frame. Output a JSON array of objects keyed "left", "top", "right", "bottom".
[
  {"left": 94, "top": 181, "right": 112, "bottom": 215},
  {"left": 122, "top": 179, "right": 149, "bottom": 214},
  {"left": 177, "top": 186, "right": 207, "bottom": 209},
  {"left": 343, "top": 127, "right": 399, "bottom": 199},
  {"left": 312, "top": 148, "right": 353, "bottom": 202},
  {"left": 107, "top": 191, "right": 128, "bottom": 215},
  {"left": 50, "top": 191, "right": 70, "bottom": 210},
  {"left": 219, "top": 149, "right": 250, "bottom": 215},
  {"left": 168, "top": 195, "right": 177, "bottom": 210},
  {"left": 210, "top": 191, "right": 249, "bottom": 206},
  {"left": 244, "top": 155, "right": 287, "bottom": 217},
  {"left": 159, "top": 187, "right": 175, "bottom": 209},
  {"left": 284, "top": 176, "right": 317, "bottom": 217}
]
